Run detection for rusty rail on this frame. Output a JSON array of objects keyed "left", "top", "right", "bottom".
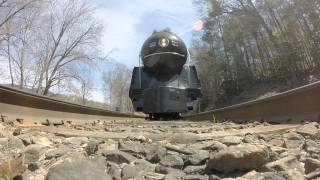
[
  {"left": 0, "top": 85, "right": 142, "bottom": 118},
  {"left": 185, "top": 81, "right": 320, "bottom": 123}
]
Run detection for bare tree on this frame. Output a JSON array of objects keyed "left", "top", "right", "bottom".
[
  {"left": 29, "top": 0, "right": 103, "bottom": 95},
  {"left": 102, "top": 63, "right": 133, "bottom": 112},
  {"left": 0, "top": 0, "right": 38, "bottom": 43},
  {"left": 0, "top": 4, "right": 40, "bottom": 88}
]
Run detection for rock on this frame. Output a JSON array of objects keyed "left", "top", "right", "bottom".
[
  {"left": 12, "top": 128, "right": 21, "bottom": 136},
  {"left": 24, "top": 144, "right": 46, "bottom": 164},
  {"left": 17, "top": 134, "right": 32, "bottom": 146},
  {"left": 305, "top": 139, "right": 320, "bottom": 154},
  {"left": 305, "top": 158, "right": 320, "bottom": 174},
  {"left": 306, "top": 168, "right": 320, "bottom": 180},
  {"left": 121, "top": 160, "right": 155, "bottom": 179},
  {"left": 258, "top": 134, "right": 272, "bottom": 141},
  {"left": 220, "top": 136, "right": 242, "bottom": 146},
  {"left": 208, "top": 174, "right": 221, "bottom": 180},
  {"left": 8, "top": 136, "right": 25, "bottom": 150},
  {"left": 296, "top": 124, "right": 319, "bottom": 137},
  {"left": 31, "top": 135, "right": 52, "bottom": 147},
  {"left": 45, "top": 159, "right": 112, "bottom": 180},
  {"left": 45, "top": 145, "right": 70, "bottom": 159},
  {"left": 202, "top": 141, "right": 227, "bottom": 152},
  {"left": 85, "top": 141, "right": 99, "bottom": 155},
  {"left": 97, "top": 140, "right": 118, "bottom": 153},
  {"left": 102, "top": 150, "right": 137, "bottom": 164},
  {"left": 268, "top": 138, "right": 285, "bottom": 147},
  {"left": 118, "top": 141, "right": 145, "bottom": 157},
  {"left": 24, "top": 144, "right": 46, "bottom": 172},
  {"left": 144, "top": 172, "right": 165, "bottom": 180},
  {"left": 206, "top": 144, "right": 270, "bottom": 172},
  {"left": 283, "top": 132, "right": 305, "bottom": 150},
  {"left": 121, "top": 164, "right": 141, "bottom": 179},
  {"left": 155, "top": 165, "right": 185, "bottom": 178},
  {"left": 106, "top": 162, "right": 121, "bottom": 180},
  {"left": 159, "top": 154, "right": 184, "bottom": 169},
  {"left": 0, "top": 137, "right": 8, "bottom": 147},
  {"left": 185, "top": 150, "right": 210, "bottom": 165},
  {"left": 65, "top": 137, "right": 88, "bottom": 146},
  {"left": 239, "top": 171, "right": 288, "bottom": 180},
  {"left": 144, "top": 143, "right": 166, "bottom": 163},
  {"left": 243, "top": 133, "right": 258, "bottom": 143},
  {"left": 262, "top": 155, "right": 304, "bottom": 173},
  {"left": 184, "top": 165, "right": 206, "bottom": 175},
  {"left": 183, "top": 175, "right": 207, "bottom": 180}
]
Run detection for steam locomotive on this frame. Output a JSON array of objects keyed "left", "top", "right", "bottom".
[{"left": 129, "top": 29, "right": 202, "bottom": 119}]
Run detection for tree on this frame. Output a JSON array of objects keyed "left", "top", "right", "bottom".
[
  {"left": 102, "top": 63, "right": 133, "bottom": 112},
  {"left": 33, "top": 0, "right": 103, "bottom": 95},
  {"left": 193, "top": 0, "right": 320, "bottom": 109}
]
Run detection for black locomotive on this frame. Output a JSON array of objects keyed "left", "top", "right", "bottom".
[{"left": 129, "top": 29, "right": 202, "bottom": 119}]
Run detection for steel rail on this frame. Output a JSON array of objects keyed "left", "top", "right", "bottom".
[
  {"left": 0, "top": 85, "right": 142, "bottom": 118},
  {"left": 184, "top": 81, "right": 320, "bottom": 123}
]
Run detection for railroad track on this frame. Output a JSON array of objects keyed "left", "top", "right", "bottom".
[
  {"left": 185, "top": 81, "right": 320, "bottom": 123},
  {"left": 1, "top": 83, "right": 320, "bottom": 180},
  {"left": 0, "top": 85, "right": 144, "bottom": 124},
  {"left": 1, "top": 81, "right": 320, "bottom": 123}
]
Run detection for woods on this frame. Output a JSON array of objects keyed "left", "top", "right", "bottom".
[{"left": 193, "top": 0, "right": 320, "bottom": 110}]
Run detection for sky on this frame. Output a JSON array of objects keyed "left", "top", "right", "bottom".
[
  {"left": 93, "top": 0, "right": 202, "bottom": 67},
  {"left": 0, "top": 0, "right": 202, "bottom": 103}
]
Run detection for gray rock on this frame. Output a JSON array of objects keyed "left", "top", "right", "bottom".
[
  {"left": 220, "top": 136, "right": 242, "bottom": 146},
  {"left": 97, "top": 140, "right": 118, "bottom": 152},
  {"left": 144, "top": 143, "right": 166, "bottom": 163},
  {"left": 8, "top": 136, "right": 25, "bottom": 149},
  {"left": 268, "top": 138, "right": 285, "bottom": 147},
  {"left": 262, "top": 155, "right": 304, "bottom": 173},
  {"left": 106, "top": 161, "right": 121, "bottom": 180},
  {"left": 121, "top": 159, "right": 156, "bottom": 179},
  {"left": 202, "top": 141, "right": 227, "bottom": 152},
  {"left": 45, "top": 159, "right": 112, "bottom": 180},
  {"left": 45, "top": 145, "right": 70, "bottom": 159},
  {"left": 305, "top": 158, "right": 320, "bottom": 174},
  {"left": 65, "top": 137, "right": 88, "bottom": 146},
  {"left": 296, "top": 124, "right": 319, "bottom": 137},
  {"left": 243, "top": 133, "right": 258, "bottom": 143},
  {"left": 31, "top": 135, "right": 52, "bottom": 147},
  {"left": 208, "top": 174, "right": 221, "bottom": 180},
  {"left": 155, "top": 165, "right": 186, "bottom": 177},
  {"left": 121, "top": 164, "right": 141, "bottom": 179},
  {"left": 85, "top": 141, "right": 99, "bottom": 155},
  {"left": 283, "top": 132, "right": 305, "bottom": 149},
  {"left": 183, "top": 175, "right": 207, "bottom": 180},
  {"left": 184, "top": 165, "right": 205, "bottom": 175},
  {"left": 206, "top": 144, "right": 270, "bottom": 172},
  {"left": 239, "top": 171, "right": 288, "bottom": 180},
  {"left": 185, "top": 150, "right": 210, "bottom": 165},
  {"left": 160, "top": 154, "right": 184, "bottom": 169},
  {"left": 17, "top": 134, "right": 32, "bottom": 146},
  {"left": 305, "top": 139, "right": 320, "bottom": 154},
  {"left": 24, "top": 144, "right": 46, "bottom": 164},
  {"left": 102, "top": 150, "right": 137, "bottom": 164},
  {"left": 12, "top": 128, "right": 21, "bottom": 136},
  {"left": 0, "top": 137, "right": 8, "bottom": 147},
  {"left": 119, "top": 141, "right": 145, "bottom": 157}
]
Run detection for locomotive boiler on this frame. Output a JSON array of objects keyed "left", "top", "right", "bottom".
[{"left": 129, "top": 29, "right": 202, "bottom": 119}]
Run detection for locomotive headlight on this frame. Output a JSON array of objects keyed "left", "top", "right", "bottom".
[{"left": 158, "top": 38, "right": 169, "bottom": 47}]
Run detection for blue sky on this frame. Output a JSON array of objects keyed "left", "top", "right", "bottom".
[{"left": 93, "top": 0, "right": 202, "bottom": 67}]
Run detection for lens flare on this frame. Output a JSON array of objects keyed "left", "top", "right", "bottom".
[{"left": 193, "top": 20, "right": 203, "bottom": 31}]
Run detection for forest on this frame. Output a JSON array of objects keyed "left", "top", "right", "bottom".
[{"left": 192, "top": 0, "right": 320, "bottom": 110}]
